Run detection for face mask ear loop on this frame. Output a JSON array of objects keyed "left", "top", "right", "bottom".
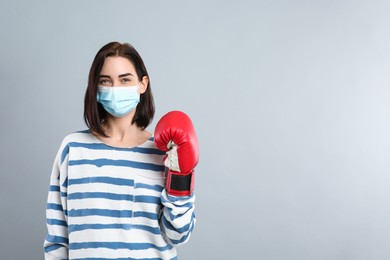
[{"left": 136, "top": 82, "right": 142, "bottom": 96}]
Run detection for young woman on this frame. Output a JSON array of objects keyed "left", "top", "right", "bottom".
[{"left": 44, "top": 42, "right": 198, "bottom": 259}]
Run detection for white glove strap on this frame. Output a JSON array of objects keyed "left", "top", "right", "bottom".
[{"left": 164, "top": 140, "right": 180, "bottom": 172}]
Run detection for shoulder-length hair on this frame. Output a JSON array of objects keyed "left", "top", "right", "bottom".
[{"left": 84, "top": 42, "right": 155, "bottom": 137}]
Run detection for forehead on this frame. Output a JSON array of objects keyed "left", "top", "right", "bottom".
[{"left": 100, "top": 56, "right": 136, "bottom": 75}]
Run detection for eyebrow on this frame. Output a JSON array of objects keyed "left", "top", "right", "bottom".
[{"left": 99, "top": 73, "right": 134, "bottom": 78}]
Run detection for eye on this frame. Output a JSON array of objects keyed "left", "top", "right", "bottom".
[
  {"left": 121, "top": 78, "right": 131, "bottom": 83},
  {"left": 99, "top": 79, "right": 111, "bottom": 85}
]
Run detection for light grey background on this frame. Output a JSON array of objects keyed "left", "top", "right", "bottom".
[{"left": 1, "top": 0, "right": 390, "bottom": 259}]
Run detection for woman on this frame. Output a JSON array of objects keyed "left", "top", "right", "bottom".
[{"left": 44, "top": 42, "right": 197, "bottom": 259}]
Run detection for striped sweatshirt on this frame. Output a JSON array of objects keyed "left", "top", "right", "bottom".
[{"left": 44, "top": 130, "right": 196, "bottom": 260}]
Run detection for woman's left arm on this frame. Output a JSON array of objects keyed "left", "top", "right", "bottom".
[
  {"left": 160, "top": 190, "right": 196, "bottom": 245},
  {"left": 154, "top": 111, "right": 199, "bottom": 245}
]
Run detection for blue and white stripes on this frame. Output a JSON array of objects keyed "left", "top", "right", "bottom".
[{"left": 44, "top": 131, "right": 196, "bottom": 260}]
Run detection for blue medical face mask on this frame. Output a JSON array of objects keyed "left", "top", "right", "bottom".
[{"left": 97, "top": 85, "right": 140, "bottom": 117}]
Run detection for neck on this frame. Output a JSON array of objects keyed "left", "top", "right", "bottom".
[
  {"left": 94, "top": 110, "right": 151, "bottom": 148},
  {"left": 104, "top": 110, "right": 139, "bottom": 140}
]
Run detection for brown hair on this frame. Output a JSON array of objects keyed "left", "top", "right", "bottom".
[{"left": 84, "top": 42, "right": 155, "bottom": 137}]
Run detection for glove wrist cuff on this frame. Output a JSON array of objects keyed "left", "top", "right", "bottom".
[{"left": 166, "top": 169, "right": 195, "bottom": 196}]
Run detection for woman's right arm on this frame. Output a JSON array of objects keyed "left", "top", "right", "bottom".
[{"left": 43, "top": 141, "right": 69, "bottom": 259}]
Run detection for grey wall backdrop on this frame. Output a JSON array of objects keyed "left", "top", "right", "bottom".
[{"left": 1, "top": 0, "right": 390, "bottom": 259}]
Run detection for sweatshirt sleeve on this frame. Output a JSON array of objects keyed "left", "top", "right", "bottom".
[
  {"left": 160, "top": 190, "right": 196, "bottom": 246},
  {"left": 43, "top": 141, "right": 69, "bottom": 259}
]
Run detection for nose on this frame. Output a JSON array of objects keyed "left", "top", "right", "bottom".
[{"left": 112, "top": 79, "right": 121, "bottom": 86}]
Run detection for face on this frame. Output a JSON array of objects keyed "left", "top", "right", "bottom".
[{"left": 98, "top": 56, "right": 148, "bottom": 94}]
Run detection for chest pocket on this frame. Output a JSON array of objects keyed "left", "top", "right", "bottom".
[{"left": 133, "top": 171, "right": 165, "bottom": 226}]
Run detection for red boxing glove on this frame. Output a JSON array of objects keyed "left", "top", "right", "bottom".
[{"left": 154, "top": 111, "right": 199, "bottom": 196}]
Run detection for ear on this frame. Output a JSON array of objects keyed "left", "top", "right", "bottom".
[{"left": 139, "top": 76, "right": 149, "bottom": 94}]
